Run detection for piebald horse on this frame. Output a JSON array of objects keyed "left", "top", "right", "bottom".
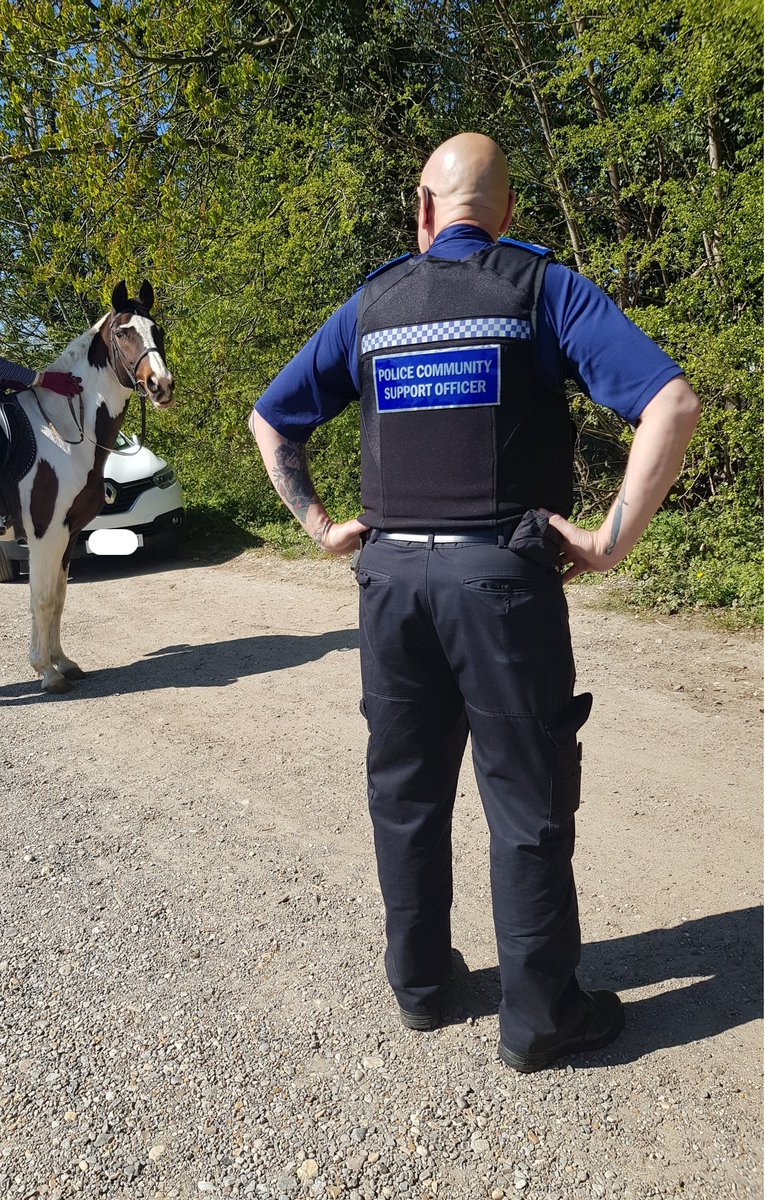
[{"left": 4, "top": 281, "right": 174, "bottom": 693}]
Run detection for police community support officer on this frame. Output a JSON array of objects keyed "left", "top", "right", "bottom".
[{"left": 249, "top": 133, "right": 700, "bottom": 1073}]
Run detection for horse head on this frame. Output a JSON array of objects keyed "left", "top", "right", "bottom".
[{"left": 108, "top": 280, "right": 175, "bottom": 408}]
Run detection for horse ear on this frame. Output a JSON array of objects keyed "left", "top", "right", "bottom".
[
  {"left": 138, "top": 280, "right": 154, "bottom": 311},
  {"left": 111, "top": 280, "right": 128, "bottom": 312}
]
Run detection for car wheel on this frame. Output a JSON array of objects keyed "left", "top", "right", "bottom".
[{"left": 0, "top": 546, "right": 20, "bottom": 581}]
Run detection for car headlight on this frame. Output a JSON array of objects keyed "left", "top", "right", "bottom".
[{"left": 153, "top": 467, "right": 176, "bottom": 489}]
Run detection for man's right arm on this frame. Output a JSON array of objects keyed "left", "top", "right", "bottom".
[
  {"left": 248, "top": 294, "right": 367, "bottom": 554},
  {"left": 249, "top": 409, "right": 366, "bottom": 554}
]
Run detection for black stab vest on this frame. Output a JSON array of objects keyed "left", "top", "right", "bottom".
[{"left": 357, "top": 242, "right": 574, "bottom": 530}]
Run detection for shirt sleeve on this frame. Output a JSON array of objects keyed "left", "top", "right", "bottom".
[
  {"left": 538, "top": 264, "right": 684, "bottom": 423},
  {"left": 0, "top": 357, "right": 36, "bottom": 388},
  {"left": 254, "top": 293, "right": 361, "bottom": 443}
]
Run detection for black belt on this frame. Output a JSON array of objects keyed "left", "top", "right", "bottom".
[{"left": 373, "top": 530, "right": 502, "bottom": 545}]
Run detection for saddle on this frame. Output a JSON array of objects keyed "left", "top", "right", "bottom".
[{"left": 0, "top": 394, "right": 37, "bottom": 534}]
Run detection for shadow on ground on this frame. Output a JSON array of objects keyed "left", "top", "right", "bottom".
[
  {"left": 0, "top": 630, "right": 360, "bottom": 705},
  {"left": 65, "top": 538, "right": 250, "bottom": 582},
  {"left": 442, "top": 906, "right": 762, "bottom": 1066}
]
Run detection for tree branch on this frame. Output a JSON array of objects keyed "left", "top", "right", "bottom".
[
  {"left": 80, "top": 0, "right": 296, "bottom": 67},
  {"left": 0, "top": 132, "right": 238, "bottom": 167}
]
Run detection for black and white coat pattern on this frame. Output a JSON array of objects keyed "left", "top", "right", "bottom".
[{"left": 3, "top": 281, "right": 174, "bottom": 693}]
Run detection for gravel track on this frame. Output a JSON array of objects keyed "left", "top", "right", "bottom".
[{"left": 0, "top": 551, "right": 761, "bottom": 1200}]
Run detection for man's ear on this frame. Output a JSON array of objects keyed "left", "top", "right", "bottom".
[
  {"left": 417, "top": 185, "right": 433, "bottom": 250},
  {"left": 417, "top": 186, "right": 429, "bottom": 222},
  {"left": 499, "top": 188, "right": 517, "bottom": 237}
]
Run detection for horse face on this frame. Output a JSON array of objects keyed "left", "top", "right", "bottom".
[{"left": 110, "top": 281, "right": 175, "bottom": 408}]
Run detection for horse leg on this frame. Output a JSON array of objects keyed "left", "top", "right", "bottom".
[
  {"left": 50, "top": 571, "right": 86, "bottom": 680},
  {"left": 49, "top": 538, "right": 85, "bottom": 680},
  {"left": 28, "top": 534, "right": 73, "bottom": 694}
]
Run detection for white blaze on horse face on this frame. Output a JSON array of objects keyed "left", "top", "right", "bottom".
[{"left": 125, "top": 314, "right": 175, "bottom": 406}]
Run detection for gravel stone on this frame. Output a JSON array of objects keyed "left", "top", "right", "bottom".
[{"left": 0, "top": 556, "right": 760, "bottom": 1200}]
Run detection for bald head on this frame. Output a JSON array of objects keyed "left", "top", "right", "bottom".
[{"left": 417, "top": 133, "right": 515, "bottom": 250}]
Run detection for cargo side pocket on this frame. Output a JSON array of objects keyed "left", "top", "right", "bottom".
[{"left": 544, "top": 692, "right": 592, "bottom": 831}]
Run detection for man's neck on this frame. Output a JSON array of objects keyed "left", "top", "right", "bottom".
[{"left": 431, "top": 221, "right": 495, "bottom": 243}]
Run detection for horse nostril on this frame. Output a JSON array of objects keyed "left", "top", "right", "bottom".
[
  {"left": 153, "top": 375, "right": 176, "bottom": 406},
  {"left": 146, "top": 374, "right": 160, "bottom": 394}
]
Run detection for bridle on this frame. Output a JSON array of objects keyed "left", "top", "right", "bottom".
[
  {"left": 108, "top": 313, "right": 164, "bottom": 399},
  {"left": 33, "top": 309, "right": 167, "bottom": 455}
]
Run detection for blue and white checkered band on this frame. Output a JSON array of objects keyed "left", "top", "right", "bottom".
[{"left": 361, "top": 316, "right": 531, "bottom": 355}]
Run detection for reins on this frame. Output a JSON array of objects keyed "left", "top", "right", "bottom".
[
  {"left": 32, "top": 387, "right": 86, "bottom": 447},
  {"left": 102, "top": 393, "right": 147, "bottom": 457}
]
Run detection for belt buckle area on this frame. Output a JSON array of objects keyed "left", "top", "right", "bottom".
[
  {"left": 381, "top": 532, "right": 430, "bottom": 543},
  {"left": 378, "top": 530, "right": 499, "bottom": 545},
  {"left": 433, "top": 533, "right": 492, "bottom": 543}
]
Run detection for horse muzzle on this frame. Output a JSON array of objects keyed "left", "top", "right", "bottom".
[{"left": 146, "top": 374, "right": 176, "bottom": 409}]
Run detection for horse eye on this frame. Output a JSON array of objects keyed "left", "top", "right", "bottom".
[{"left": 115, "top": 329, "right": 126, "bottom": 338}]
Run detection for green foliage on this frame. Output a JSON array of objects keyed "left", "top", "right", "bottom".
[
  {"left": 616, "top": 501, "right": 763, "bottom": 617},
  {"left": 310, "top": 405, "right": 363, "bottom": 523},
  {"left": 0, "top": 0, "right": 761, "bottom": 617},
  {"left": 253, "top": 520, "right": 320, "bottom": 558}
]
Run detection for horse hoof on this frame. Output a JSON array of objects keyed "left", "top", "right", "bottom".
[
  {"left": 61, "top": 665, "right": 86, "bottom": 680},
  {"left": 43, "top": 676, "right": 73, "bottom": 695}
]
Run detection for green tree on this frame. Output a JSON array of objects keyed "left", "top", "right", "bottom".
[{"left": 1, "top": 0, "right": 761, "bottom": 615}]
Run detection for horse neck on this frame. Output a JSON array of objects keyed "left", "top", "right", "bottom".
[{"left": 48, "top": 320, "right": 134, "bottom": 438}]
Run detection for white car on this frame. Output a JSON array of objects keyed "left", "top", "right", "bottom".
[{"left": 0, "top": 432, "right": 184, "bottom": 579}]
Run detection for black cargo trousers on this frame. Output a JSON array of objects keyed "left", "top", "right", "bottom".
[{"left": 355, "top": 510, "right": 593, "bottom": 1056}]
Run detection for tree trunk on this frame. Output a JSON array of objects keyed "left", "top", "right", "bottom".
[{"left": 497, "top": 2, "right": 586, "bottom": 271}]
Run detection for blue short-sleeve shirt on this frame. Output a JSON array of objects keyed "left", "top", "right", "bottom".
[{"left": 255, "top": 224, "right": 682, "bottom": 442}]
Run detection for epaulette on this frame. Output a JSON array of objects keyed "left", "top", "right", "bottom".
[
  {"left": 498, "top": 237, "right": 554, "bottom": 259},
  {"left": 365, "top": 252, "right": 413, "bottom": 280}
]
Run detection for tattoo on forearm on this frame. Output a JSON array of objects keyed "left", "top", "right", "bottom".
[
  {"left": 605, "top": 483, "right": 628, "bottom": 556},
  {"left": 272, "top": 441, "right": 318, "bottom": 524},
  {"left": 311, "top": 514, "right": 333, "bottom": 547}
]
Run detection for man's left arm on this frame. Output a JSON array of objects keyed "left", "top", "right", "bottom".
[{"left": 545, "top": 376, "right": 701, "bottom": 581}]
